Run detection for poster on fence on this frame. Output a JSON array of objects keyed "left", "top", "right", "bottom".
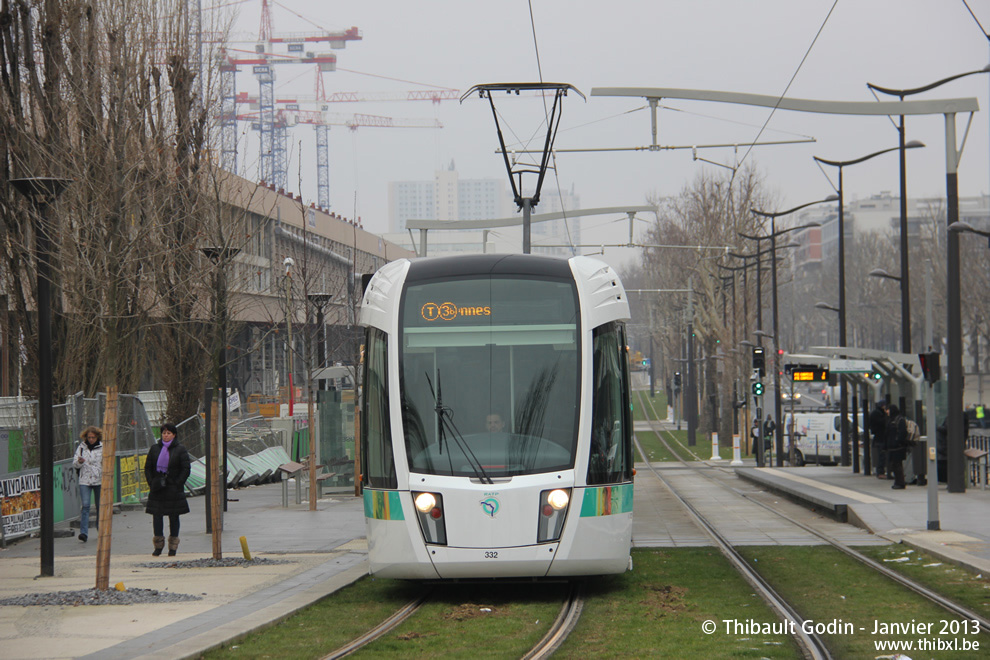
[
  {"left": 119, "top": 455, "right": 148, "bottom": 503},
  {"left": 1, "top": 473, "right": 41, "bottom": 538}
]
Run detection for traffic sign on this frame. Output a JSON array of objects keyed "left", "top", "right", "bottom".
[{"left": 828, "top": 359, "right": 873, "bottom": 373}]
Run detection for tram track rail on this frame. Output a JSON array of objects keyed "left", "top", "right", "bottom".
[
  {"left": 632, "top": 412, "right": 832, "bottom": 658},
  {"left": 319, "top": 582, "right": 583, "bottom": 659},
  {"left": 522, "top": 581, "right": 584, "bottom": 660},
  {"left": 320, "top": 593, "right": 429, "bottom": 660},
  {"left": 634, "top": 389, "right": 990, "bottom": 640}
]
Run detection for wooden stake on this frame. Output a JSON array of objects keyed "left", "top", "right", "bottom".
[
  {"left": 95, "top": 387, "right": 118, "bottom": 591},
  {"left": 210, "top": 396, "right": 222, "bottom": 559}
]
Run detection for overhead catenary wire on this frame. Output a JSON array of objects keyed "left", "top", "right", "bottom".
[
  {"left": 528, "top": 0, "right": 576, "bottom": 253},
  {"left": 732, "top": 0, "right": 839, "bottom": 178}
]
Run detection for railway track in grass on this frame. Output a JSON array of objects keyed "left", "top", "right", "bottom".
[
  {"left": 320, "top": 582, "right": 584, "bottom": 659},
  {"left": 634, "top": 389, "right": 990, "bottom": 645}
]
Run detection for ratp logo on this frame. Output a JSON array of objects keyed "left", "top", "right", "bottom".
[{"left": 480, "top": 497, "right": 500, "bottom": 518}]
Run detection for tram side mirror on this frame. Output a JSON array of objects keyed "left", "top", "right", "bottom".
[{"left": 360, "top": 273, "right": 374, "bottom": 296}]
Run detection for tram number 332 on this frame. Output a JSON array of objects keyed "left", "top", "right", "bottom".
[{"left": 484, "top": 551, "right": 499, "bottom": 559}]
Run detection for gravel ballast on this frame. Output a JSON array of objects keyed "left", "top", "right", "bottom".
[{"left": 0, "top": 588, "right": 202, "bottom": 607}]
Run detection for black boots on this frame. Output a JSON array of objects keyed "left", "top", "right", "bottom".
[
  {"left": 167, "top": 536, "right": 180, "bottom": 557},
  {"left": 152, "top": 535, "right": 165, "bottom": 556}
]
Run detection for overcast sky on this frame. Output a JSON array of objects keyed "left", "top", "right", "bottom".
[{"left": 223, "top": 1, "right": 990, "bottom": 270}]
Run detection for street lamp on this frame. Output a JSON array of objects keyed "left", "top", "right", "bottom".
[
  {"left": 948, "top": 221, "right": 989, "bottom": 424},
  {"left": 815, "top": 302, "right": 840, "bottom": 346},
  {"left": 867, "top": 65, "right": 990, "bottom": 352},
  {"left": 744, "top": 197, "right": 833, "bottom": 467},
  {"left": 729, "top": 243, "right": 796, "bottom": 341},
  {"left": 868, "top": 268, "right": 901, "bottom": 282},
  {"left": 869, "top": 68, "right": 990, "bottom": 494},
  {"left": 10, "top": 177, "right": 72, "bottom": 578},
  {"left": 813, "top": 142, "right": 924, "bottom": 466},
  {"left": 948, "top": 220, "right": 990, "bottom": 244}
]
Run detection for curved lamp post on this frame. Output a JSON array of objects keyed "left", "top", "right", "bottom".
[
  {"left": 869, "top": 67, "right": 990, "bottom": 493},
  {"left": 813, "top": 142, "right": 924, "bottom": 466},
  {"left": 949, "top": 220, "right": 990, "bottom": 243},
  {"left": 747, "top": 196, "right": 834, "bottom": 466},
  {"left": 867, "top": 65, "right": 990, "bottom": 355}
]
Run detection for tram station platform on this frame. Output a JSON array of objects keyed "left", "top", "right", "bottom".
[
  {"left": 736, "top": 465, "right": 990, "bottom": 574},
  {"left": 0, "top": 481, "right": 369, "bottom": 660}
]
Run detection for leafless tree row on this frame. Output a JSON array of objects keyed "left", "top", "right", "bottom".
[
  {"left": 624, "top": 164, "right": 990, "bottom": 440},
  {"left": 0, "top": 1, "right": 248, "bottom": 423}
]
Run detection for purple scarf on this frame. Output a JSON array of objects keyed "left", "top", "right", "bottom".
[{"left": 156, "top": 439, "right": 173, "bottom": 473}]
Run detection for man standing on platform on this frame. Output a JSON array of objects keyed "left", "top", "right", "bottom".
[{"left": 870, "top": 401, "right": 890, "bottom": 479}]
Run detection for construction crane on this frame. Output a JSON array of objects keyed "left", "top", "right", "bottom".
[
  {"left": 232, "top": 88, "right": 461, "bottom": 106},
  {"left": 236, "top": 103, "right": 442, "bottom": 209},
  {"left": 213, "top": 0, "right": 362, "bottom": 187}
]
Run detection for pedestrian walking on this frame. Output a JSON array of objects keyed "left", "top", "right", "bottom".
[
  {"left": 73, "top": 426, "right": 103, "bottom": 542},
  {"left": 144, "top": 423, "right": 192, "bottom": 556}
]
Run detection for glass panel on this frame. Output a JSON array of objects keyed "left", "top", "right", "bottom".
[
  {"left": 400, "top": 277, "right": 579, "bottom": 478},
  {"left": 587, "top": 322, "right": 632, "bottom": 484},
  {"left": 361, "top": 328, "right": 396, "bottom": 488}
]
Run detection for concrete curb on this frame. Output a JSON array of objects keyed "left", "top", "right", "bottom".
[{"left": 166, "top": 560, "right": 370, "bottom": 660}]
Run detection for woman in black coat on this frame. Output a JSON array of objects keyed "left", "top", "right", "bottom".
[{"left": 144, "top": 422, "right": 192, "bottom": 556}]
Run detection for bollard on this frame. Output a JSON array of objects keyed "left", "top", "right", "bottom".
[
  {"left": 730, "top": 434, "right": 744, "bottom": 466},
  {"left": 710, "top": 433, "right": 721, "bottom": 461},
  {"left": 240, "top": 535, "right": 252, "bottom": 561}
]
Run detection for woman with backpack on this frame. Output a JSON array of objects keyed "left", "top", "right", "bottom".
[{"left": 885, "top": 405, "right": 908, "bottom": 490}]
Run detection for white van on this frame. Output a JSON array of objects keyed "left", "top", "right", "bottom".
[{"left": 783, "top": 412, "right": 864, "bottom": 466}]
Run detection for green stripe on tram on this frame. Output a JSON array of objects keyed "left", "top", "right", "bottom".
[
  {"left": 579, "top": 483, "right": 633, "bottom": 517},
  {"left": 363, "top": 489, "right": 405, "bottom": 520}
]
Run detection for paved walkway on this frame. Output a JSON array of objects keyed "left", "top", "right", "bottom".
[{"left": 0, "top": 481, "right": 368, "bottom": 660}]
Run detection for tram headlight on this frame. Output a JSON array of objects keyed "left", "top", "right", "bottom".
[
  {"left": 547, "top": 489, "right": 569, "bottom": 510},
  {"left": 538, "top": 487, "right": 571, "bottom": 543},
  {"left": 415, "top": 492, "right": 437, "bottom": 513},
  {"left": 412, "top": 491, "right": 447, "bottom": 545}
]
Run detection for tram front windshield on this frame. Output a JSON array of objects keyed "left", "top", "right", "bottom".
[{"left": 400, "top": 276, "right": 579, "bottom": 478}]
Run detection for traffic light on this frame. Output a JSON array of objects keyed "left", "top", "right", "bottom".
[
  {"left": 752, "top": 381, "right": 764, "bottom": 396},
  {"left": 752, "top": 347, "right": 765, "bottom": 377},
  {"left": 918, "top": 352, "right": 941, "bottom": 384},
  {"left": 870, "top": 371, "right": 883, "bottom": 382}
]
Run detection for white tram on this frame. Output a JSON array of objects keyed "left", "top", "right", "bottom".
[{"left": 359, "top": 254, "right": 633, "bottom": 579}]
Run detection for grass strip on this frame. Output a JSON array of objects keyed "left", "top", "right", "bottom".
[
  {"left": 738, "top": 545, "right": 990, "bottom": 658},
  {"left": 631, "top": 390, "right": 667, "bottom": 422},
  {"left": 352, "top": 582, "right": 566, "bottom": 658},
  {"left": 200, "top": 577, "right": 421, "bottom": 659},
  {"left": 660, "top": 428, "right": 706, "bottom": 462},
  {"left": 557, "top": 548, "right": 799, "bottom": 658},
  {"left": 636, "top": 431, "right": 679, "bottom": 462},
  {"left": 857, "top": 544, "right": 990, "bottom": 618}
]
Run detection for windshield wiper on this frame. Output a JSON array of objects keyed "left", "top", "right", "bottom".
[{"left": 424, "top": 370, "right": 493, "bottom": 484}]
